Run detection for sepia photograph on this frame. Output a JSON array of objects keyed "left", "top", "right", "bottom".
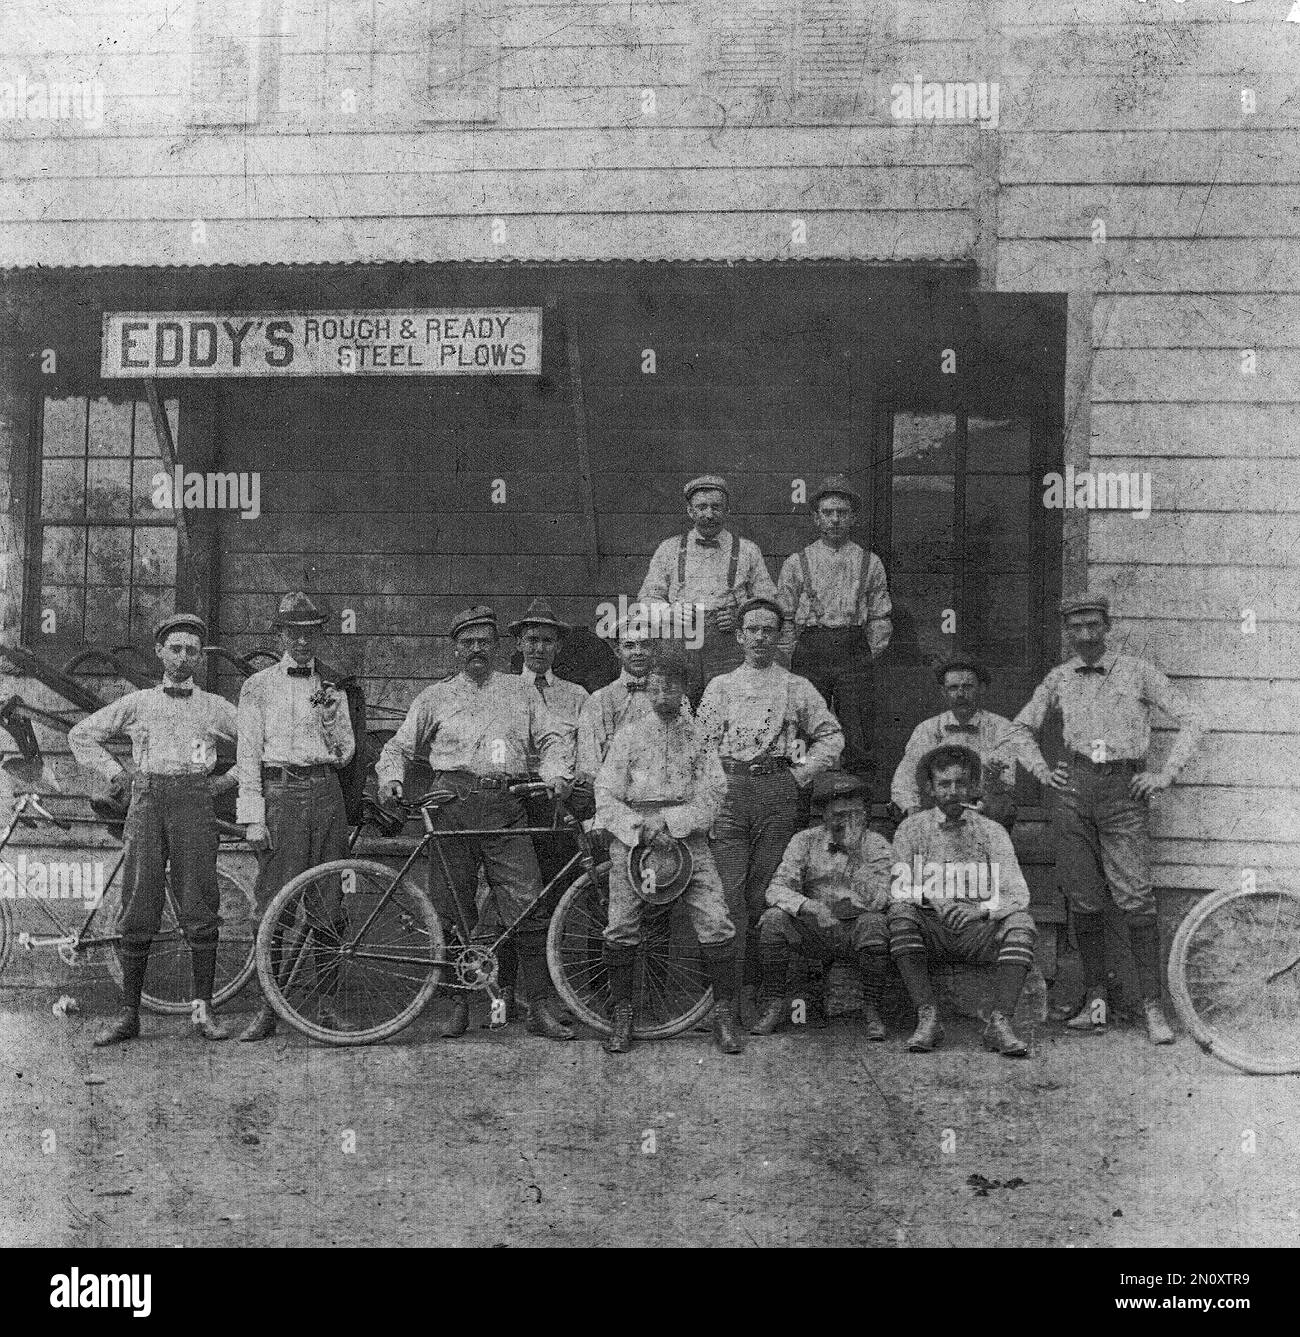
[{"left": 0, "top": 0, "right": 1294, "bottom": 1276}]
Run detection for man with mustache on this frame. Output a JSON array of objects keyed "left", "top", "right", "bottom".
[
  {"left": 751, "top": 773, "right": 893, "bottom": 1039},
  {"left": 1011, "top": 592, "right": 1206, "bottom": 1045},
  {"left": 378, "top": 606, "right": 574, "bottom": 1040},
  {"left": 638, "top": 475, "right": 778, "bottom": 707}
]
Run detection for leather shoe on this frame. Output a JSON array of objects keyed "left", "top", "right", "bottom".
[
  {"left": 749, "top": 998, "right": 786, "bottom": 1035},
  {"left": 1144, "top": 1001, "right": 1175, "bottom": 1046},
  {"left": 712, "top": 999, "right": 744, "bottom": 1054},
  {"left": 526, "top": 997, "right": 575, "bottom": 1041},
  {"left": 862, "top": 1003, "right": 887, "bottom": 1042},
  {"left": 906, "top": 1005, "right": 944, "bottom": 1053},
  {"left": 1064, "top": 993, "right": 1108, "bottom": 1031},
  {"left": 439, "top": 996, "right": 470, "bottom": 1038},
  {"left": 238, "top": 1006, "right": 278, "bottom": 1042},
  {"left": 191, "top": 1010, "right": 231, "bottom": 1041},
  {"left": 983, "top": 1009, "right": 1029, "bottom": 1058},
  {"left": 604, "top": 1002, "right": 634, "bottom": 1054},
  {"left": 94, "top": 1010, "right": 140, "bottom": 1047}
]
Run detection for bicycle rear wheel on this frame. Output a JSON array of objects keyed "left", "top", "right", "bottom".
[
  {"left": 547, "top": 863, "right": 715, "bottom": 1039},
  {"left": 107, "top": 864, "right": 257, "bottom": 1015},
  {"left": 255, "top": 859, "right": 443, "bottom": 1046},
  {"left": 1168, "top": 885, "right": 1300, "bottom": 1075}
]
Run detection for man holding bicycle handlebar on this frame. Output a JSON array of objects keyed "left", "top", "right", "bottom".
[
  {"left": 377, "top": 605, "right": 576, "bottom": 1041},
  {"left": 68, "top": 613, "right": 238, "bottom": 1045}
]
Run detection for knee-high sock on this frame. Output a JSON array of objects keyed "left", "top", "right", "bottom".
[
  {"left": 699, "top": 942, "right": 737, "bottom": 1003},
  {"left": 496, "top": 942, "right": 518, "bottom": 998},
  {"left": 893, "top": 952, "right": 935, "bottom": 1010},
  {"left": 757, "top": 942, "right": 790, "bottom": 1001},
  {"left": 856, "top": 950, "right": 888, "bottom": 1008},
  {"left": 994, "top": 962, "right": 1030, "bottom": 1016},
  {"left": 1126, "top": 916, "right": 1163, "bottom": 1003},
  {"left": 1073, "top": 911, "right": 1106, "bottom": 994},
  {"left": 117, "top": 946, "right": 148, "bottom": 1012},
  {"left": 603, "top": 945, "right": 636, "bottom": 1007},
  {"left": 189, "top": 940, "right": 218, "bottom": 1003},
  {"left": 514, "top": 931, "right": 554, "bottom": 1004}
]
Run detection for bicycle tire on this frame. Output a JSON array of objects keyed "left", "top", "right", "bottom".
[
  {"left": 1168, "top": 884, "right": 1300, "bottom": 1075},
  {"left": 547, "top": 862, "right": 716, "bottom": 1040},
  {"left": 255, "top": 858, "right": 444, "bottom": 1046},
  {"left": 107, "top": 863, "right": 257, "bottom": 1014},
  {"left": 0, "top": 894, "right": 12, "bottom": 979}
]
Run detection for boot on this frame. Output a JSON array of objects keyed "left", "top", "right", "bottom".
[
  {"left": 1065, "top": 991, "right": 1108, "bottom": 1031},
  {"left": 439, "top": 994, "right": 470, "bottom": 1038},
  {"left": 857, "top": 950, "right": 888, "bottom": 1041},
  {"left": 94, "top": 1009, "right": 141, "bottom": 1047},
  {"left": 711, "top": 998, "right": 744, "bottom": 1054},
  {"left": 1144, "top": 1000, "right": 1175, "bottom": 1046},
  {"left": 515, "top": 933, "right": 574, "bottom": 1040},
  {"left": 983, "top": 1010, "right": 1029, "bottom": 1058},
  {"left": 604, "top": 1002, "right": 634, "bottom": 1054},
  {"left": 906, "top": 1005, "right": 944, "bottom": 1053},
  {"left": 751, "top": 942, "right": 788, "bottom": 1034},
  {"left": 749, "top": 998, "right": 786, "bottom": 1035},
  {"left": 861, "top": 1002, "right": 887, "bottom": 1042},
  {"left": 238, "top": 1004, "right": 278, "bottom": 1042},
  {"left": 1053, "top": 912, "right": 1107, "bottom": 1023},
  {"left": 526, "top": 997, "right": 575, "bottom": 1040},
  {"left": 190, "top": 1000, "right": 230, "bottom": 1041}
]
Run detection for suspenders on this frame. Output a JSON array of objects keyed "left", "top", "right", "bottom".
[
  {"left": 676, "top": 531, "right": 741, "bottom": 601},
  {"left": 797, "top": 543, "right": 871, "bottom": 628}
]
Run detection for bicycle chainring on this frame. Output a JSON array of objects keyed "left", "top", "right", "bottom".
[{"left": 454, "top": 944, "right": 498, "bottom": 990}]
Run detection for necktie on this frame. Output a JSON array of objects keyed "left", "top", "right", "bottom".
[
  {"left": 1075, "top": 665, "right": 1106, "bottom": 675},
  {"left": 536, "top": 679, "right": 547, "bottom": 704},
  {"left": 695, "top": 537, "right": 721, "bottom": 549},
  {"left": 944, "top": 723, "right": 979, "bottom": 734},
  {"left": 163, "top": 685, "right": 192, "bottom": 699},
  {"left": 828, "top": 841, "right": 848, "bottom": 855},
  {"left": 625, "top": 681, "right": 646, "bottom": 693},
  {"left": 287, "top": 665, "right": 312, "bottom": 678}
]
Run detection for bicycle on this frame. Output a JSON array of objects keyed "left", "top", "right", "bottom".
[
  {"left": 254, "top": 781, "right": 716, "bottom": 1046},
  {"left": 0, "top": 789, "right": 257, "bottom": 1014},
  {"left": 1167, "top": 882, "right": 1300, "bottom": 1075}
]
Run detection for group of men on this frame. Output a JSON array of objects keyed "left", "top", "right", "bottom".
[{"left": 66, "top": 470, "right": 1206, "bottom": 1059}]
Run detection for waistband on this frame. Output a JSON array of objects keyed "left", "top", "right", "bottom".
[
  {"left": 1067, "top": 751, "right": 1144, "bottom": 775},
  {"left": 262, "top": 763, "right": 337, "bottom": 783},
  {"left": 132, "top": 772, "right": 212, "bottom": 787},
  {"left": 432, "top": 770, "right": 529, "bottom": 792},
  {"left": 721, "top": 756, "right": 794, "bottom": 776}
]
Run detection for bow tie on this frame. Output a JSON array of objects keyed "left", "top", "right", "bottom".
[
  {"left": 625, "top": 681, "right": 646, "bottom": 693},
  {"left": 1075, "top": 664, "right": 1106, "bottom": 675},
  {"left": 287, "top": 665, "right": 312, "bottom": 678},
  {"left": 828, "top": 841, "right": 848, "bottom": 855},
  {"left": 163, "top": 685, "right": 193, "bottom": 698},
  {"left": 944, "top": 723, "right": 979, "bottom": 734},
  {"left": 694, "top": 537, "right": 721, "bottom": 549}
]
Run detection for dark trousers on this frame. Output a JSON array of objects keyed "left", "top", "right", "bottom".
[
  {"left": 118, "top": 774, "right": 220, "bottom": 961},
  {"left": 792, "top": 627, "right": 874, "bottom": 778},
  {"left": 1050, "top": 757, "right": 1152, "bottom": 916},
  {"left": 255, "top": 772, "right": 349, "bottom": 921}
]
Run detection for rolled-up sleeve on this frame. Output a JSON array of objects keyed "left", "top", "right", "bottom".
[{"left": 68, "top": 695, "right": 135, "bottom": 781}]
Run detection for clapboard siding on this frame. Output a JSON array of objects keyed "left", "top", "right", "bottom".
[
  {"left": 1094, "top": 295, "right": 1300, "bottom": 350},
  {"left": 1001, "top": 186, "right": 1300, "bottom": 240},
  {"left": 1091, "top": 403, "right": 1300, "bottom": 458}
]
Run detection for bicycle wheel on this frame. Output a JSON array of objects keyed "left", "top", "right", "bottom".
[
  {"left": 547, "top": 862, "right": 715, "bottom": 1039},
  {"left": 108, "top": 864, "right": 258, "bottom": 1015},
  {"left": 256, "top": 859, "right": 443, "bottom": 1046},
  {"left": 1168, "top": 885, "right": 1300, "bottom": 1075},
  {"left": 0, "top": 895, "right": 13, "bottom": 979}
]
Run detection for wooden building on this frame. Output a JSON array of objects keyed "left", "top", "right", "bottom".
[{"left": 0, "top": 1, "right": 1293, "bottom": 972}]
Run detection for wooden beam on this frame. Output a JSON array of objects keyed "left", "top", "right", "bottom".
[
  {"left": 144, "top": 379, "right": 199, "bottom": 620},
  {"left": 563, "top": 306, "right": 602, "bottom": 583}
]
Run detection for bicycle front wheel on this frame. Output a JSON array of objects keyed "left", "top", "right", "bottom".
[
  {"left": 547, "top": 862, "right": 715, "bottom": 1039},
  {"left": 1168, "top": 885, "right": 1300, "bottom": 1075},
  {"left": 256, "top": 859, "right": 443, "bottom": 1046},
  {"left": 109, "top": 864, "right": 258, "bottom": 1015}
]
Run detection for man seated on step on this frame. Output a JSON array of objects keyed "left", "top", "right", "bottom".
[
  {"left": 887, "top": 744, "right": 1038, "bottom": 1059},
  {"left": 750, "top": 772, "right": 894, "bottom": 1040}
]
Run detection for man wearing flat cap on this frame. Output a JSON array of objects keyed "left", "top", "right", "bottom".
[
  {"left": 638, "top": 474, "right": 778, "bottom": 707},
  {"left": 70, "top": 613, "right": 239, "bottom": 1045},
  {"left": 698, "top": 595, "right": 843, "bottom": 1007},
  {"left": 377, "top": 605, "right": 575, "bottom": 1040},
  {"left": 890, "top": 652, "right": 1041, "bottom": 830},
  {"left": 1011, "top": 592, "right": 1206, "bottom": 1046},
  {"left": 235, "top": 592, "right": 356, "bottom": 1041},
  {"left": 777, "top": 474, "right": 892, "bottom": 780},
  {"left": 751, "top": 773, "right": 894, "bottom": 1040},
  {"left": 888, "top": 744, "right": 1039, "bottom": 1058}
]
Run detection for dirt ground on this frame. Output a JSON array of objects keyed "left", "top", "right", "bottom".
[{"left": 4, "top": 972, "right": 1298, "bottom": 1250}]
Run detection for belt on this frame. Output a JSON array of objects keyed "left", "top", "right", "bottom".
[
  {"left": 262, "top": 763, "right": 336, "bottom": 783},
  {"left": 721, "top": 757, "right": 793, "bottom": 776},
  {"left": 433, "top": 770, "right": 528, "bottom": 792},
  {"left": 1067, "top": 751, "right": 1143, "bottom": 775}
]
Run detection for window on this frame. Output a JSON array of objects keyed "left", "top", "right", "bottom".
[
  {"left": 29, "top": 396, "right": 179, "bottom": 649},
  {"left": 877, "top": 410, "right": 1046, "bottom": 669}
]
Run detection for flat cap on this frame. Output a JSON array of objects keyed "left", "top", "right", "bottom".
[
  {"left": 915, "top": 743, "right": 982, "bottom": 797},
  {"left": 736, "top": 595, "right": 786, "bottom": 626},
  {"left": 1059, "top": 591, "right": 1111, "bottom": 618},
  {"left": 449, "top": 605, "right": 498, "bottom": 639},
  {"left": 933, "top": 652, "right": 991, "bottom": 686},
  {"left": 273, "top": 592, "right": 328, "bottom": 627},
  {"left": 507, "top": 597, "right": 571, "bottom": 637},
  {"left": 811, "top": 474, "right": 863, "bottom": 512},
  {"left": 154, "top": 612, "right": 207, "bottom": 643},
  {"left": 683, "top": 474, "right": 729, "bottom": 503},
  {"left": 812, "top": 772, "right": 869, "bottom": 805}
]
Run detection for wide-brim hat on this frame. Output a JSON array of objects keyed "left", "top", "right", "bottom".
[
  {"left": 273, "top": 591, "right": 328, "bottom": 627},
  {"left": 507, "top": 597, "right": 571, "bottom": 637},
  {"left": 154, "top": 612, "right": 207, "bottom": 644},
  {"left": 812, "top": 772, "right": 869, "bottom": 807},
  {"left": 915, "top": 744, "right": 982, "bottom": 798},
  {"left": 627, "top": 838, "right": 693, "bottom": 905},
  {"left": 811, "top": 473, "right": 863, "bottom": 512}
]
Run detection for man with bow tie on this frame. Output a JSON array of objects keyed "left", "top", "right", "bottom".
[
  {"left": 577, "top": 612, "right": 664, "bottom": 785},
  {"left": 890, "top": 653, "right": 1039, "bottom": 829},
  {"left": 69, "top": 613, "right": 239, "bottom": 1045},
  {"left": 750, "top": 773, "right": 893, "bottom": 1039},
  {"left": 637, "top": 475, "right": 778, "bottom": 706},
  {"left": 1012, "top": 592, "right": 1206, "bottom": 1045},
  {"left": 235, "top": 592, "right": 355, "bottom": 1042}
]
